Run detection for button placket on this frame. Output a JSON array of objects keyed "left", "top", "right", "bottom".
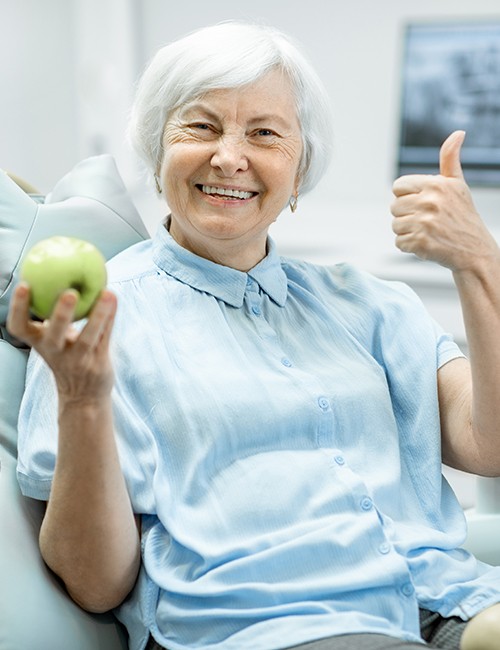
[
  {"left": 245, "top": 278, "right": 264, "bottom": 319},
  {"left": 316, "top": 395, "right": 334, "bottom": 448},
  {"left": 243, "top": 285, "right": 291, "bottom": 362},
  {"left": 244, "top": 281, "right": 264, "bottom": 321},
  {"left": 325, "top": 448, "right": 399, "bottom": 566}
]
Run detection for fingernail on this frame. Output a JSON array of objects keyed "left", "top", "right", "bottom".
[
  {"left": 16, "top": 281, "right": 30, "bottom": 296},
  {"left": 62, "top": 290, "right": 78, "bottom": 305}
]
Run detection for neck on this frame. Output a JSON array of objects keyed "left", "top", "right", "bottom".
[{"left": 165, "top": 219, "right": 268, "bottom": 271}]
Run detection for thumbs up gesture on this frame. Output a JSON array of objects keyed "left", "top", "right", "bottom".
[{"left": 391, "top": 131, "right": 498, "bottom": 273}]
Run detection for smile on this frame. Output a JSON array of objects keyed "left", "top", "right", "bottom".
[{"left": 197, "top": 185, "right": 257, "bottom": 200}]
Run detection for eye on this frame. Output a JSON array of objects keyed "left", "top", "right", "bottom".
[
  {"left": 183, "top": 122, "right": 219, "bottom": 140},
  {"left": 250, "top": 128, "right": 281, "bottom": 143},
  {"left": 185, "top": 122, "right": 217, "bottom": 135},
  {"left": 187, "top": 122, "right": 220, "bottom": 139}
]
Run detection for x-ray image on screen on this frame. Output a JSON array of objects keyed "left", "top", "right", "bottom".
[{"left": 397, "top": 20, "right": 500, "bottom": 185}]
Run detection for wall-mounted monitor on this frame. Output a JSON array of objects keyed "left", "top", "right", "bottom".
[{"left": 396, "top": 20, "right": 500, "bottom": 186}]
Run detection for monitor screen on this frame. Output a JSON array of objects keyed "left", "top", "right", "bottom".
[{"left": 396, "top": 20, "right": 500, "bottom": 185}]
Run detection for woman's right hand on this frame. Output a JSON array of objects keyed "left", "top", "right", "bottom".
[
  {"left": 6, "top": 282, "right": 117, "bottom": 403},
  {"left": 9, "top": 282, "right": 140, "bottom": 612}
]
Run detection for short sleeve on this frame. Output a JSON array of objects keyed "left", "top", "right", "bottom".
[
  {"left": 434, "top": 323, "right": 466, "bottom": 369},
  {"left": 17, "top": 343, "right": 158, "bottom": 513},
  {"left": 16, "top": 351, "right": 58, "bottom": 500}
]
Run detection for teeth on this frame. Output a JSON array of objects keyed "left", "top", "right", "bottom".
[{"left": 202, "top": 185, "right": 254, "bottom": 199}]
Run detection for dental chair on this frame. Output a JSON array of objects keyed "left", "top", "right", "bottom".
[
  {"left": 0, "top": 156, "right": 149, "bottom": 650},
  {"left": 464, "top": 478, "right": 500, "bottom": 566}
]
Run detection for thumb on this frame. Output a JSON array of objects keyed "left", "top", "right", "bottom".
[{"left": 439, "top": 130, "right": 466, "bottom": 179}]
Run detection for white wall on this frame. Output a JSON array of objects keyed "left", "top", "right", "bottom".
[
  {"left": 0, "top": 0, "right": 78, "bottom": 190},
  {"left": 3, "top": 0, "right": 500, "bottom": 206},
  {"left": 0, "top": 0, "right": 142, "bottom": 192}
]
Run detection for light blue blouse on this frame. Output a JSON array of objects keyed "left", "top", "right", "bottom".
[{"left": 17, "top": 224, "right": 500, "bottom": 650}]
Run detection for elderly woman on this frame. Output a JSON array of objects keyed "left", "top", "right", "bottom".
[{"left": 7, "top": 20, "right": 500, "bottom": 650}]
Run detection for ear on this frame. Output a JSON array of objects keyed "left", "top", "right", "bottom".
[
  {"left": 154, "top": 174, "right": 163, "bottom": 194},
  {"left": 293, "top": 170, "right": 301, "bottom": 198}
]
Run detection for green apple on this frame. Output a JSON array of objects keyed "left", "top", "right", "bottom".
[{"left": 20, "top": 236, "right": 107, "bottom": 321}]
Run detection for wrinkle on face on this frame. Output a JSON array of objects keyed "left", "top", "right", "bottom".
[{"left": 161, "top": 80, "right": 302, "bottom": 168}]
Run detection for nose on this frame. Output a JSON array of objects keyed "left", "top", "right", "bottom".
[{"left": 210, "top": 136, "right": 249, "bottom": 176}]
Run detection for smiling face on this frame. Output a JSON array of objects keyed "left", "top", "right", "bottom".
[{"left": 158, "top": 68, "right": 303, "bottom": 270}]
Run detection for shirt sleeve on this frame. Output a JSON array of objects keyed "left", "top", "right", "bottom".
[
  {"left": 433, "top": 321, "right": 466, "bottom": 370},
  {"left": 319, "top": 261, "right": 465, "bottom": 371},
  {"left": 16, "top": 350, "right": 59, "bottom": 500},
  {"left": 17, "top": 343, "right": 158, "bottom": 513}
]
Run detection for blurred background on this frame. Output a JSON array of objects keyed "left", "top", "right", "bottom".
[{"left": 3, "top": 0, "right": 500, "bottom": 506}]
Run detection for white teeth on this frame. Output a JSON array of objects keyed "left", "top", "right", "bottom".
[{"left": 201, "top": 185, "right": 254, "bottom": 199}]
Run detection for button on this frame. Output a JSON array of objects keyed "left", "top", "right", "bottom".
[
  {"left": 251, "top": 305, "right": 261, "bottom": 316},
  {"left": 360, "top": 497, "right": 373, "bottom": 511},
  {"left": 334, "top": 455, "right": 345, "bottom": 466},
  {"left": 281, "top": 358, "right": 292, "bottom": 367},
  {"left": 401, "top": 583, "right": 415, "bottom": 597},
  {"left": 378, "top": 542, "right": 391, "bottom": 555},
  {"left": 318, "top": 397, "right": 329, "bottom": 410}
]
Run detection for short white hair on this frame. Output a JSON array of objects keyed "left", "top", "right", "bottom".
[{"left": 128, "top": 21, "right": 333, "bottom": 196}]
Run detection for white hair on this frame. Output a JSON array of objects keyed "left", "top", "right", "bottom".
[{"left": 128, "top": 21, "right": 333, "bottom": 196}]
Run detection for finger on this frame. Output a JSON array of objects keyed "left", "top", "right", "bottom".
[
  {"left": 43, "top": 290, "right": 79, "bottom": 349},
  {"left": 392, "top": 215, "right": 415, "bottom": 236},
  {"left": 77, "top": 290, "right": 117, "bottom": 351},
  {"left": 390, "top": 195, "right": 418, "bottom": 218},
  {"left": 6, "top": 283, "right": 40, "bottom": 343},
  {"left": 394, "top": 232, "right": 420, "bottom": 256},
  {"left": 392, "top": 174, "right": 434, "bottom": 198},
  {"left": 97, "top": 292, "right": 118, "bottom": 351},
  {"left": 439, "top": 130, "right": 466, "bottom": 180}
]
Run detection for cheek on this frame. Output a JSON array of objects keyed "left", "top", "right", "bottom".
[
  {"left": 260, "top": 142, "right": 302, "bottom": 193},
  {"left": 160, "top": 151, "right": 194, "bottom": 195},
  {"left": 263, "top": 160, "right": 299, "bottom": 199},
  {"left": 159, "top": 165, "right": 188, "bottom": 215},
  {"left": 160, "top": 145, "right": 210, "bottom": 185}
]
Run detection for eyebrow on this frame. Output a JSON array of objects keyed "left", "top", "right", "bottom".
[
  {"left": 177, "top": 104, "right": 219, "bottom": 121},
  {"left": 178, "top": 102, "right": 295, "bottom": 131}
]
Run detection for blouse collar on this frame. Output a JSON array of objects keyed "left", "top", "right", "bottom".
[{"left": 152, "top": 222, "right": 288, "bottom": 308}]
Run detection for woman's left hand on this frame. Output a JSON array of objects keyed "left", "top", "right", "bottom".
[
  {"left": 392, "top": 131, "right": 500, "bottom": 475},
  {"left": 390, "top": 130, "right": 500, "bottom": 273}
]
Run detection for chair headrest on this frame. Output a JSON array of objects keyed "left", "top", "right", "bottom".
[{"left": 0, "top": 155, "right": 150, "bottom": 325}]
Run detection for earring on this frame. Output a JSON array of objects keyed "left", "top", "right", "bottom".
[
  {"left": 154, "top": 174, "right": 162, "bottom": 194},
  {"left": 289, "top": 194, "right": 298, "bottom": 213}
]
